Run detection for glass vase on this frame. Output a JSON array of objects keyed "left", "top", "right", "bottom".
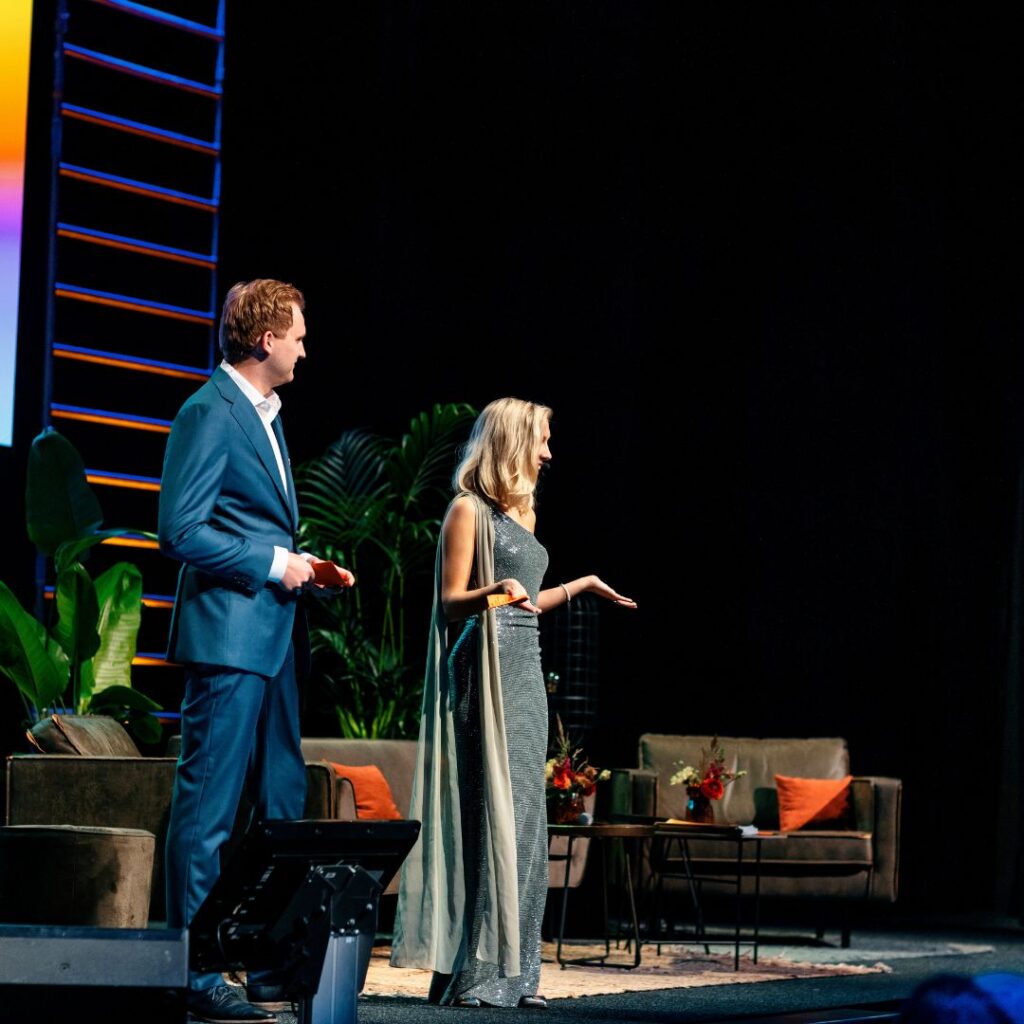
[
  {"left": 548, "top": 790, "right": 586, "bottom": 825},
  {"left": 685, "top": 786, "right": 715, "bottom": 824}
]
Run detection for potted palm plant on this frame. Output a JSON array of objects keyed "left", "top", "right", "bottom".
[{"left": 296, "top": 403, "right": 476, "bottom": 738}]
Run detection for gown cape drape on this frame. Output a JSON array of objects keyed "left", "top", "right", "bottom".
[{"left": 391, "top": 492, "right": 522, "bottom": 976}]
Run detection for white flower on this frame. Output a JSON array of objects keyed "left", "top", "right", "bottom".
[{"left": 670, "top": 765, "right": 699, "bottom": 787}]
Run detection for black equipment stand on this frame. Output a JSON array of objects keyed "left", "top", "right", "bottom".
[{"left": 189, "top": 819, "right": 419, "bottom": 1024}]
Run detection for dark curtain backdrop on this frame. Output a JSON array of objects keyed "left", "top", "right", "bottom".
[{"left": 2, "top": 3, "right": 1011, "bottom": 913}]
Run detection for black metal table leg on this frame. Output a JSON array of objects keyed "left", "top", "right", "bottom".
[
  {"left": 679, "top": 838, "right": 710, "bottom": 955},
  {"left": 555, "top": 835, "right": 574, "bottom": 969},
  {"left": 752, "top": 838, "right": 763, "bottom": 964}
]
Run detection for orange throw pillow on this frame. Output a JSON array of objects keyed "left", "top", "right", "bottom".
[
  {"left": 775, "top": 774, "right": 853, "bottom": 832},
  {"left": 329, "top": 762, "right": 402, "bottom": 820}
]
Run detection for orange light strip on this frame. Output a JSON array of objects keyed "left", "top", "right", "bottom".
[
  {"left": 53, "top": 348, "right": 208, "bottom": 381},
  {"left": 132, "top": 655, "right": 176, "bottom": 666},
  {"left": 59, "top": 167, "right": 217, "bottom": 212},
  {"left": 57, "top": 228, "right": 216, "bottom": 268},
  {"left": 51, "top": 408, "right": 171, "bottom": 434},
  {"left": 101, "top": 536, "right": 160, "bottom": 550},
  {"left": 61, "top": 107, "right": 219, "bottom": 155},
  {"left": 86, "top": 473, "right": 161, "bottom": 492},
  {"left": 55, "top": 288, "right": 215, "bottom": 325}
]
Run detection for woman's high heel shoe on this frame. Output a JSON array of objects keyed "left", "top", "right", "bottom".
[
  {"left": 518, "top": 995, "right": 548, "bottom": 1009},
  {"left": 453, "top": 996, "right": 484, "bottom": 1008}
]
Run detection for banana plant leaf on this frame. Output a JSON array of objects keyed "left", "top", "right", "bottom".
[
  {"left": 25, "top": 430, "right": 103, "bottom": 555},
  {"left": 87, "top": 684, "right": 163, "bottom": 745},
  {"left": 55, "top": 529, "right": 158, "bottom": 575},
  {"left": 81, "top": 562, "right": 143, "bottom": 705},
  {"left": 0, "top": 581, "right": 69, "bottom": 711},
  {"left": 52, "top": 561, "right": 101, "bottom": 664}
]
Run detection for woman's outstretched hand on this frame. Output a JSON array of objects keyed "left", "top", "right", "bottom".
[
  {"left": 585, "top": 575, "right": 637, "bottom": 609},
  {"left": 494, "top": 578, "right": 541, "bottom": 614}
]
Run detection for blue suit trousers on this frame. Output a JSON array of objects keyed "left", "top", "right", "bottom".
[{"left": 165, "top": 645, "right": 307, "bottom": 990}]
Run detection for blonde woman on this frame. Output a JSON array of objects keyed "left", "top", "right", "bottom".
[{"left": 392, "top": 397, "right": 635, "bottom": 1008}]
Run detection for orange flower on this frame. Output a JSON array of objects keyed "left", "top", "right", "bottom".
[
  {"left": 552, "top": 757, "right": 574, "bottom": 790},
  {"left": 701, "top": 777, "right": 725, "bottom": 801},
  {"left": 546, "top": 716, "right": 610, "bottom": 799}
]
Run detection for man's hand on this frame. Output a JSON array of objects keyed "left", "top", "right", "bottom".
[
  {"left": 307, "top": 556, "right": 356, "bottom": 589},
  {"left": 280, "top": 552, "right": 315, "bottom": 590}
]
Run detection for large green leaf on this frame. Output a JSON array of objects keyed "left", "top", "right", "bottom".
[
  {"left": 389, "top": 403, "right": 477, "bottom": 511},
  {"left": 296, "top": 430, "right": 389, "bottom": 547},
  {"left": 87, "top": 685, "right": 163, "bottom": 745},
  {"left": 84, "top": 563, "right": 143, "bottom": 702},
  {"left": 25, "top": 430, "right": 103, "bottom": 555},
  {"left": 55, "top": 529, "right": 158, "bottom": 575},
  {"left": 87, "top": 684, "right": 160, "bottom": 713},
  {"left": 52, "top": 561, "right": 101, "bottom": 664},
  {"left": 0, "top": 581, "right": 69, "bottom": 711}
]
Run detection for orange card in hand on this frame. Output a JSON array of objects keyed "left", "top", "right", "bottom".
[
  {"left": 312, "top": 561, "right": 355, "bottom": 587},
  {"left": 486, "top": 593, "right": 528, "bottom": 609}
]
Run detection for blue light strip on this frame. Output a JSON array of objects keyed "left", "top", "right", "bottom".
[
  {"left": 57, "top": 221, "right": 216, "bottom": 264},
  {"left": 55, "top": 282, "right": 215, "bottom": 321},
  {"left": 62, "top": 102, "right": 220, "bottom": 153},
  {"left": 60, "top": 162, "right": 218, "bottom": 209},
  {"left": 53, "top": 343, "right": 212, "bottom": 376},
  {"left": 82, "top": 468, "right": 162, "bottom": 486},
  {"left": 88, "top": 0, "right": 224, "bottom": 40},
  {"left": 64, "top": 43, "right": 222, "bottom": 97},
  {"left": 46, "top": 707, "right": 181, "bottom": 718},
  {"left": 45, "top": 587, "right": 175, "bottom": 603},
  {"left": 51, "top": 402, "right": 173, "bottom": 429}
]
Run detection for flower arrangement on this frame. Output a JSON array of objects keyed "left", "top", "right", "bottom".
[
  {"left": 545, "top": 716, "right": 610, "bottom": 823},
  {"left": 670, "top": 737, "right": 746, "bottom": 821}
]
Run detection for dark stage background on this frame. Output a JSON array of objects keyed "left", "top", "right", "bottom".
[{"left": 7, "top": 2, "right": 1024, "bottom": 917}]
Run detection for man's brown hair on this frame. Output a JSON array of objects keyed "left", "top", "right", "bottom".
[{"left": 219, "top": 279, "right": 305, "bottom": 364}]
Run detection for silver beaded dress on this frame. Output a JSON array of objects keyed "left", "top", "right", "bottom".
[{"left": 438, "top": 505, "right": 550, "bottom": 1006}]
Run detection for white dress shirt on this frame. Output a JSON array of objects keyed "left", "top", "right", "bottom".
[{"left": 220, "top": 360, "right": 291, "bottom": 583}]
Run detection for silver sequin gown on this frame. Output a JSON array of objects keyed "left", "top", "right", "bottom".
[{"left": 439, "top": 506, "right": 550, "bottom": 1006}]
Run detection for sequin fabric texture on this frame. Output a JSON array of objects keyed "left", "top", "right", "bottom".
[{"left": 442, "top": 505, "right": 550, "bottom": 1006}]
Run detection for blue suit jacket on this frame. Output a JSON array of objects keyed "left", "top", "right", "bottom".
[{"left": 158, "top": 367, "right": 308, "bottom": 676}]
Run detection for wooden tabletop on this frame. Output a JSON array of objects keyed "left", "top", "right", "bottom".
[
  {"left": 654, "top": 821, "right": 777, "bottom": 840},
  {"left": 546, "top": 822, "right": 657, "bottom": 838}
]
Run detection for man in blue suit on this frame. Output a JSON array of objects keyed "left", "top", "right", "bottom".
[{"left": 159, "top": 279, "right": 342, "bottom": 1023}]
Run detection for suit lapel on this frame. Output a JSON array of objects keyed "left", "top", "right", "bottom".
[
  {"left": 272, "top": 414, "right": 300, "bottom": 531},
  {"left": 214, "top": 369, "right": 291, "bottom": 514}
]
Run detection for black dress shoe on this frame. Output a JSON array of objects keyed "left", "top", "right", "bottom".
[
  {"left": 518, "top": 995, "right": 548, "bottom": 1009},
  {"left": 187, "top": 985, "right": 277, "bottom": 1023},
  {"left": 245, "top": 983, "right": 291, "bottom": 1011}
]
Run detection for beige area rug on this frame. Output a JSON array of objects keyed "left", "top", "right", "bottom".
[{"left": 362, "top": 943, "right": 889, "bottom": 1000}]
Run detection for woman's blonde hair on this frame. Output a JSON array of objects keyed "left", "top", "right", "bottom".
[{"left": 454, "top": 397, "right": 552, "bottom": 511}]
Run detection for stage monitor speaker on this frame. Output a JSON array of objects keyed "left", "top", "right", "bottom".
[
  {"left": 0, "top": 924, "right": 187, "bottom": 1024},
  {"left": 189, "top": 818, "right": 420, "bottom": 1024}
]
